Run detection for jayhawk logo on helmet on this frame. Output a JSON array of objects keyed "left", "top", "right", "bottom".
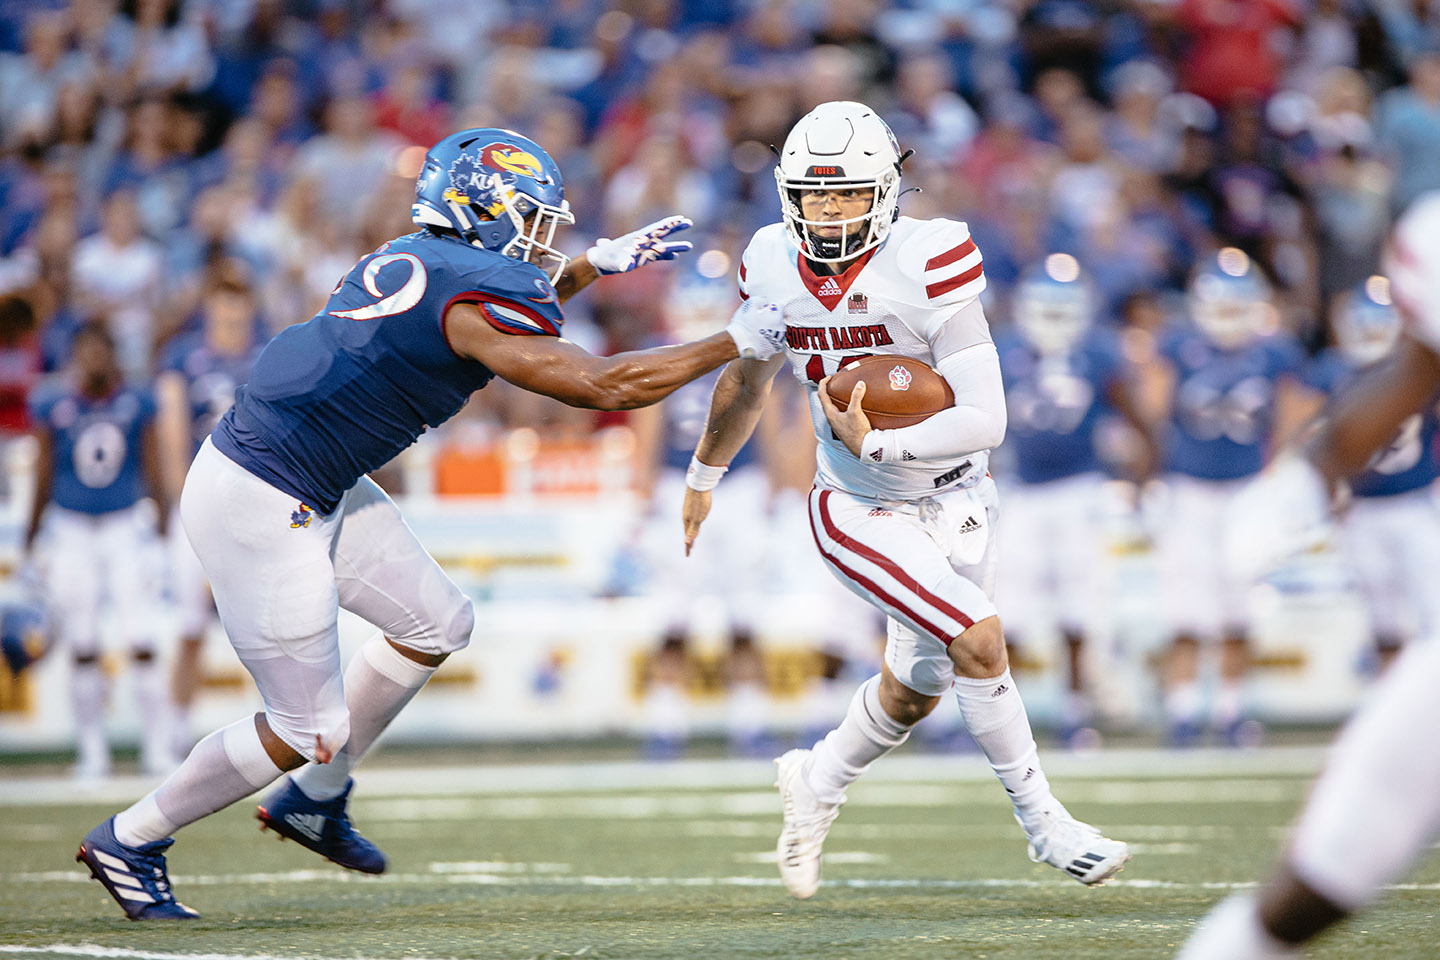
[{"left": 479, "top": 143, "right": 547, "bottom": 180}]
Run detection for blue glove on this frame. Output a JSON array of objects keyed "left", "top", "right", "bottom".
[{"left": 586, "top": 216, "right": 694, "bottom": 275}]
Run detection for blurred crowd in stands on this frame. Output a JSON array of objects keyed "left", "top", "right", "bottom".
[{"left": 1, "top": 0, "right": 1437, "bottom": 434}]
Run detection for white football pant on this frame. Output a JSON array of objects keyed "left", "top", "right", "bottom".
[
  {"left": 1288, "top": 635, "right": 1440, "bottom": 909},
  {"left": 1155, "top": 475, "right": 1250, "bottom": 640},
  {"left": 646, "top": 465, "right": 768, "bottom": 637},
  {"left": 807, "top": 476, "right": 999, "bottom": 697},
  {"left": 1341, "top": 488, "right": 1440, "bottom": 645},
  {"left": 994, "top": 471, "right": 1109, "bottom": 643},
  {"left": 180, "top": 438, "right": 473, "bottom": 763},
  {"left": 40, "top": 502, "right": 162, "bottom": 657}
]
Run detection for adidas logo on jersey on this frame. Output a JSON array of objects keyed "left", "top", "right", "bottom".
[
  {"left": 817, "top": 277, "right": 842, "bottom": 298},
  {"left": 284, "top": 812, "right": 325, "bottom": 842},
  {"left": 901, "top": 450, "right": 917, "bottom": 461},
  {"left": 959, "top": 516, "right": 981, "bottom": 534}
]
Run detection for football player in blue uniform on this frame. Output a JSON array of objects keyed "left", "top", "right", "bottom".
[
  {"left": 630, "top": 266, "right": 775, "bottom": 757},
  {"left": 75, "top": 127, "right": 786, "bottom": 920},
  {"left": 1302, "top": 278, "right": 1440, "bottom": 673},
  {"left": 995, "top": 254, "right": 1155, "bottom": 748},
  {"left": 156, "top": 269, "right": 267, "bottom": 755},
  {"left": 1151, "top": 248, "right": 1309, "bottom": 746},
  {"left": 25, "top": 322, "right": 171, "bottom": 780}
]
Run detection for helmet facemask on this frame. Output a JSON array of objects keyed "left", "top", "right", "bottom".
[{"left": 776, "top": 170, "right": 900, "bottom": 263}]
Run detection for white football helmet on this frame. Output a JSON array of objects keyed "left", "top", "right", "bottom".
[
  {"left": 1014, "top": 253, "right": 1095, "bottom": 355},
  {"left": 1188, "top": 247, "right": 1271, "bottom": 349},
  {"left": 1332, "top": 276, "right": 1400, "bottom": 366},
  {"left": 775, "top": 101, "right": 905, "bottom": 263}
]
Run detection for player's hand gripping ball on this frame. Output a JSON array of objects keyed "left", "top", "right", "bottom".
[{"left": 825, "top": 355, "right": 954, "bottom": 429}]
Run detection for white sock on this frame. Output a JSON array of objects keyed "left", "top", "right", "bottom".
[
  {"left": 113, "top": 715, "right": 283, "bottom": 846},
  {"left": 805, "top": 674, "right": 911, "bottom": 805},
  {"left": 292, "top": 635, "right": 435, "bottom": 802},
  {"left": 1213, "top": 681, "right": 1245, "bottom": 729},
  {"left": 71, "top": 659, "right": 109, "bottom": 774},
  {"left": 131, "top": 654, "right": 172, "bottom": 770},
  {"left": 953, "top": 670, "right": 1054, "bottom": 832},
  {"left": 1176, "top": 894, "right": 1299, "bottom": 960}
]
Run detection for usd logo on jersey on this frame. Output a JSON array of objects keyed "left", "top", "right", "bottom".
[
  {"left": 888, "top": 365, "right": 912, "bottom": 391},
  {"left": 290, "top": 504, "right": 312, "bottom": 529}
]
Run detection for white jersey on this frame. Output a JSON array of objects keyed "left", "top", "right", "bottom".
[
  {"left": 739, "top": 217, "right": 991, "bottom": 500},
  {"left": 1386, "top": 191, "right": 1440, "bottom": 356}
]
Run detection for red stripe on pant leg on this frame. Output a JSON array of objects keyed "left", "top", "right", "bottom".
[
  {"left": 817, "top": 490, "right": 975, "bottom": 632},
  {"left": 807, "top": 491, "right": 957, "bottom": 645}
]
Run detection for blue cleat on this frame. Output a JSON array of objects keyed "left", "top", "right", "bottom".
[
  {"left": 256, "top": 776, "right": 386, "bottom": 873},
  {"left": 76, "top": 817, "right": 200, "bottom": 920}
]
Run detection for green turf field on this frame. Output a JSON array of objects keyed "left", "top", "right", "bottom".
[{"left": 2, "top": 750, "right": 1437, "bottom": 959}]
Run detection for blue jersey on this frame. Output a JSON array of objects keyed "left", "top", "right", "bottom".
[
  {"left": 1162, "top": 329, "right": 1304, "bottom": 481},
  {"left": 1304, "top": 349, "right": 1440, "bottom": 498},
  {"left": 159, "top": 333, "right": 263, "bottom": 459},
  {"left": 213, "top": 232, "right": 564, "bottom": 513},
  {"left": 29, "top": 379, "right": 156, "bottom": 515},
  {"left": 996, "top": 326, "right": 1124, "bottom": 484}
]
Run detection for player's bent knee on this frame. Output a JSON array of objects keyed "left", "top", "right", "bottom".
[
  {"left": 261, "top": 707, "right": 350, "bottom": 767},
  {"left": 948, "top": 616, "right": 1008, "bottom": 678},
  {"left": 439, "top": 595, "right": 474, "bottom": 654}
]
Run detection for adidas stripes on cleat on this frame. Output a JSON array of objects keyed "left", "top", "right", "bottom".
[
  {"left": 256, "top": 775, "right": 386, "bottom": 874},
  {"left": 1023, "top": 808, "right": 1130, "bottom": 885},
  {"left": 76, "top": 817, "right": 199, "bottom": 920}
]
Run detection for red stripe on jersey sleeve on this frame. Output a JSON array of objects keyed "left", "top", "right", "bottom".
[
  {"left": 924, "top": 237, "right": 977, "bottom": 272},
  {"left": 738, "top": 261, "right": 749, "bottom": 300},
  {"left": 445, "top": 291, "right": 560, "bottom": 337},
  {"left": 925, "top": 262, "right": 985, "bottom": 300}
]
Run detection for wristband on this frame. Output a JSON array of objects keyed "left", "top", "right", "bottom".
[{"left": 685, "top": 456, "right": 728, "bottom": 491}]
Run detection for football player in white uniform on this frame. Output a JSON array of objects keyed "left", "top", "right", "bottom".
[
  {"left": 1178, "top": 194, "right": 1440, "bottom": 957},
  {"left": 682, "top": 101, "right": 1130, "bottom": 899}
]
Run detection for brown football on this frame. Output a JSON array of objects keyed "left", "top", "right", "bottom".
[{"left": 825, "top": 354, "right": 955, "bottom": 429}]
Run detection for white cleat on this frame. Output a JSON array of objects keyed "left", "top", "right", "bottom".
[
  {"left": 1023, "top": 809, "right": 1130, "bottom": 885},
  {"left": 774, "top": 748, "right": 842, "bottom": 899}
]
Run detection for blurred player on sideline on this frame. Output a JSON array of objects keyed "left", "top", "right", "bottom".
[
  {"left": 1148, "top": 249, "right": 1309, "bottom": 746},
  {"left": 1300, "top": 279, "right": 1440, "bottom": 673},
  {"left": 995, "top": 254, "right": 1155, "bottom": 748},
  {"left": 25, "top": 322, "right": 171, "bottom": 779},
  {"left": 156, "top": 268, "right": 265, "bottom": 754},
  {"left": 683, "top": 101, "right": 1129, "bottom": 900},
  {"left": 75, "top": 127, "right": 785, "bottom": 920},
  {"left": 1176, "top": 196, "right": 1440, "bottom": 958},
  {"left": 630, "top": 264, "right": 776, "bottom": 758}
]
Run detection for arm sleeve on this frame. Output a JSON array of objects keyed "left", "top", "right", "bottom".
[{"left": 859, "top": 342, "right": 1007, "bottom": 463}]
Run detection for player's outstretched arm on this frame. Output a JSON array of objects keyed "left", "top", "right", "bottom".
[
  {"left": 1306, "top": 334, "right": 1440, "bottom": 483},
  {"left": 446, "top": 298, "right": 783, "bottom": 411}
]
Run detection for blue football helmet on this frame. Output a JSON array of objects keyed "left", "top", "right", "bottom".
[
  {"left": 411, "top": 128, "right": 575, "bottom": 282},
  {"left": 1013, "top": 253, "right": 1095, "bottom": 355},
  {"left": 1332, "top": 276, "right": 1400, "bottom": 366},
  {"left": 1, "top": 600, "right": 50, "bottom": 676},
  {"left": 1188, "top": 247, "right": 1271, "bottom": 349}
]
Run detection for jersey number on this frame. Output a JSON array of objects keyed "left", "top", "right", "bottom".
[
  {"left": 328, "top": 253, "right": 429, "bottom": 321},
  {"left": 73, "top": 422, "right": 127, "bottom": 489},
  {"left": 805, "top": 354, "right": 867, "bottom": 383}
]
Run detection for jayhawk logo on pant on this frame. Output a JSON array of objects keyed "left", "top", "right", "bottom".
[{"left": 290, "top": 504, "right": 312, "bottom": 529}]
